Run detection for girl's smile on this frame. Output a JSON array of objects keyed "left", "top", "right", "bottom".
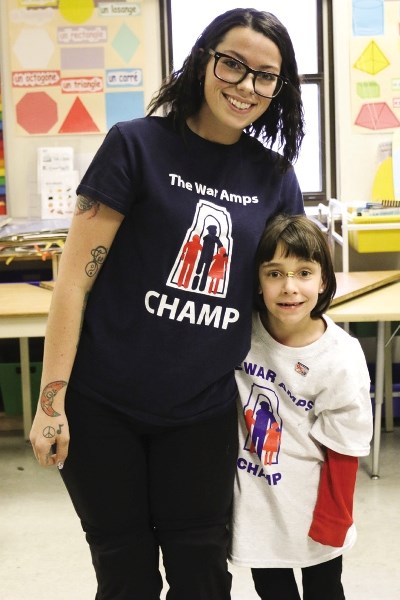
[{"left": 258, "top": 243, "right": 326, "bottom": 345}]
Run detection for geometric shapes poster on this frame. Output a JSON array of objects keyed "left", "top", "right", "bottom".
[
  {"left": 355, "top": 102, "right": 400, "bottom": 130},
  {"left": 351, "top": 0, "right": 400, "bottom": 133},
  {"left": 7, "top": 0, "right": 145, "bottom": 136},
  {"left": 353, "top": 40, "right": 389, "bottom": 75},
  {"left": 0, "top": 78, "right": 5, "bottom": 215}
]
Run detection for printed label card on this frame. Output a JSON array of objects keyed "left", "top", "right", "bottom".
[{"left": 40, "top": 170, "right": 78, "bottom": 219}]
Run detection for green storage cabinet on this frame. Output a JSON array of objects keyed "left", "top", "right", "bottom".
[{"left": 0, "top": 362, "right": 42, "bottom": 416}]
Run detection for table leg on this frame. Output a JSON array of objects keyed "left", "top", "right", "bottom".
[
  {"left": 384, "top": 321, "right": 394, "bottom": 432},
  {"left": 52, "top": 254, "right": 59, "bottom": 280},
  {"left": 19, "top": 337, "right": 33, "bottom": 440},
  {"left": 371, "top": 321, "right": 384, "bottom": 479}
]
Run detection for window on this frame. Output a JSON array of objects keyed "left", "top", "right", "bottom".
[{"left": 159, "top": 0, "right": 334, "bottom": 204}]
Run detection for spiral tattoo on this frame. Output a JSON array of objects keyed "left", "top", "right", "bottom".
[{"left": 85, "top": 246, "right": 107, "bottom": 277}]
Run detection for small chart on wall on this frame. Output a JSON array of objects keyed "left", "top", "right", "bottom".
[
  {"left": 7, "top": 0, "right": 145, "bottom": 136},
  {"left": 351, "top": 0, "right": 400, "bottom": 133}
]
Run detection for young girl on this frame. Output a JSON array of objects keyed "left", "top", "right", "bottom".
[
  {"left": 230, "top": 214, "right": 373, "bottom": 600},
  {"left": 29, "top": 9, "right": 305, "bottom": 600}
]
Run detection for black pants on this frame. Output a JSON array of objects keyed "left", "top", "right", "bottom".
[
  {"left": 252, "top": 556, "right": 345, "bottom": 600},
  {"left": 60, "top": 388, "right": 238, "bottom": 600}
]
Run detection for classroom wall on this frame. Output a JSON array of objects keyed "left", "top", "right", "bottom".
[
  {"left": 0, "top": 2, "right": 398, "bottom": 240},
  {"left": 331, "top": 0, "right": 400, "bottom": 273},
  {"left": 332, "top": 0, "right": 397, "bottom": 203},
  {"left": 0, "top": 0, "right": 163, "bottom": 218}
]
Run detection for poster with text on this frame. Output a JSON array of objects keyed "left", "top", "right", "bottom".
[
  {"left": 351, "top": 0, "right": 400, "bottom": 133},
  {"left": 7, "top": 0, "right": 145, "bottom": 136}
]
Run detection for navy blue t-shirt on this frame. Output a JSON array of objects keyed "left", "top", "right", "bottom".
[{"left": 70, "top": 116, "right": 304, "bottom": 425}]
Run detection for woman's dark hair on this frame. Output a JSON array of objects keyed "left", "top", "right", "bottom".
[
  {"left": 147, "top": 8, "right": 305, "bottom": 170},
  {"left": 254, "top": 214, "right": 337, "bottom": 319}
]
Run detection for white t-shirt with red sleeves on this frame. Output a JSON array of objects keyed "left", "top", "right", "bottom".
[{"left": 230, "top": 312, "right": 373, "bottom": 568}]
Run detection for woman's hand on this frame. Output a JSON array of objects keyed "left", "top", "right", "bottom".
[{"left": 30, "top": 382, "right": 70, "bottom": 469}]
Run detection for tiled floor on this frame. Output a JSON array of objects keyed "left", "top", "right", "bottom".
[{"left": 1, "top": 417, "right": 399, "bottom": 600}]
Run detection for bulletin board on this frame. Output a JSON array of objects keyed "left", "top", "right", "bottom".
[
  {"left": 7, "top": 0, "right": 147, "bottom": 136},
  {"left": 351, "top": 0, "right": 400, "bottom": 132}
]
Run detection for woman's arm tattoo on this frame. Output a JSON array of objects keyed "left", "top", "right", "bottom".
[
  {"left": 40, "top": 381, "right": 67, "bottom": 417},
  {"left": 85, "top": 246, "right": 107, "bottom": 277},
  {"left": 76, "top": 195, "right": 100, "bottom": 218}
]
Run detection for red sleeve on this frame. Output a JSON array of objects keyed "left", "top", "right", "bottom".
[{"left": 308, "top": 448, "right": 358, "bottom": 547}]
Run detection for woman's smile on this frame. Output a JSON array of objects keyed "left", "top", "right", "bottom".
[{"left": 188, "top": 26, "right": 282, "bottom": 144}]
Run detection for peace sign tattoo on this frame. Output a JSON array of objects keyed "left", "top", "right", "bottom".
[{"left": 42, "top": 426, "right": 56, "bottom": 438}]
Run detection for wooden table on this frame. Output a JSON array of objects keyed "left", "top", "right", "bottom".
[
  {"left": 332, "top": 270, "right": 400, "bottom": 305},
  {"left": 327, "top": 279, "right": 400, "bottom": 478},
  {"left": 0, "top": 283, "right": 52, "bottom": 438},
  {"left": 331, "top": 271, "right": 400, "bottom": 432}
]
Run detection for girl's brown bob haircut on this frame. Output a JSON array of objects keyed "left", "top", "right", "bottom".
[{"left": 254, "top": 214, "right": 337, "bottom": 318}]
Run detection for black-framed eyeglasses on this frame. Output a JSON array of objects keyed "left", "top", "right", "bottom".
[{"left": 208, "top": 49, "right": 287, "bottom": 99}]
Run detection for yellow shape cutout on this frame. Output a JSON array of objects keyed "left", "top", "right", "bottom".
[
  {"left": 371, "top": 157, "right": 395, "bottom": 201},
  {"left": 58, "top": 0, "right": 95, "bottom": 24},
  {"left": 353, "top": 41, "right": 390, "bottom": 75}
]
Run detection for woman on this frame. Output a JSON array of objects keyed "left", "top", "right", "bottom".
[{"left": 30, "top": 8, "right": 305, "bottom": 600}]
